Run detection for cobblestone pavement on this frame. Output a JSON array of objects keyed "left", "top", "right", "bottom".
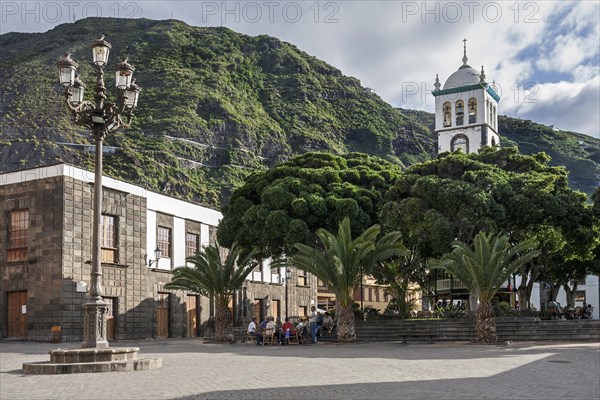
[{"left": 1, "top": 339, "right": 599, "bottom": 400}]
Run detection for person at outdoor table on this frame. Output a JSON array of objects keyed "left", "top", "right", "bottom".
[
  {"left": 282, "top": 317, "right": 295, "bottom": 333},
  {"left": 265, "top": 317, "right": 282, "bottom": 344},
  {"left": 274, "top": 317, "right": 284, "bottom": 343},
  {"left": 248, "top": 317, "right": 263, "bottom": 345},
  {"left": 260, "top": 317, "right": 268, "bottom": 330},
  {"left": 586, "top": 304, "right": 594, "bottom": 319},
  {"left": 296, "top": 317, "right": 308, "bottom": 343},
  {"left": 309, "top": 306, "right": 319, "bottom": 343}
]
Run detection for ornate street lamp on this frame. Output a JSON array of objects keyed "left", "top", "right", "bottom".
[
  {"left": 285, "top": 268, "right": 292, "bottom": 320},
  {"left": 147, "top": 247, "right": 162, "bottom": 268},
  {"left": 56, "top": 35, "right": 142, "bottom": 349}
]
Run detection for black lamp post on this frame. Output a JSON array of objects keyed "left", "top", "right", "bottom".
[
  {"left": 57, "top": 35, "right": 141, "bottom": 349},
  {"left": 285, "top": 268, "right": 292, "bottom": 320}
]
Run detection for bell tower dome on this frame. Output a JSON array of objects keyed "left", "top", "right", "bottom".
[{"left": 432, "top": 40, "right": 500, "bottom": 154}]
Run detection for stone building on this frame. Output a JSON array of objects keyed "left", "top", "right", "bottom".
[
  {"left": 0, "top": 164, "right": 317, "bottom": 342},
  {"left": 318, "top": 277, "right": 393, "bottom": 313}
]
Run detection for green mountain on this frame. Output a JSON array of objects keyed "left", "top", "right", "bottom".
[{"left": 1, "top": 18, "right": 598, "bottom": 208}]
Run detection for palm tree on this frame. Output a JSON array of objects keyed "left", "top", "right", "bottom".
[
  {"left": 432, "top": 231, "right": 539, "bottom": 343},
  {"left": 288, "top": 217, "right": 403, "bottom": 342},
  {"left": 164, "top": 244, "right": 257, "bottom": 342},
  {"left": 372, "top": 248, "right": 426, "bottom": 319}
]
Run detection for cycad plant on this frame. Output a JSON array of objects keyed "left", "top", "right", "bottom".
[
  {"left": 432, "top": 231, "right": 539, "bottom": 343},
  {"left": 288, "top": 217, "right": 403, "bottom": 342},
  {"left": 164, "top": 244, "right": 257, "bottom": 342}
]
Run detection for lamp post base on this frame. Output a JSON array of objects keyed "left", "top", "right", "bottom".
[
  {"left": 81, "top": 299, "right": 109, "bottom": 349},
  {"left": 22, "top": 347, "right": 163, "bottom": 374}
]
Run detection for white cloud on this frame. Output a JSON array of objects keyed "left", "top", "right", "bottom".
[
  {"left": 573, "top": 65, "right": 600, "bottom": 82},
  {"left": 537, "top": 33, "right": 599, "bottom": 74},
  {"left": 501, "top": 76, "right": 600, "bottom": 137}
]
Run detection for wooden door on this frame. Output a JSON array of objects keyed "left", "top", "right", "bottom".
[
  {"left": 105, "top": 297, "right": 117, "bottom": 340},
  {"left": 272, "top": 300, "right": 280, "bottom": 320},
  {"left": 156, "top": 293, "right": 169, "bottom": 338},
  {"left": 253, "top": 299, "right": 263, "bottom": 322},
  {"left": 186, "top": 295, "right": 198, "bottom": 337},
  {"left": 7, "top": 291, "right": 27, "bottom": 339}
]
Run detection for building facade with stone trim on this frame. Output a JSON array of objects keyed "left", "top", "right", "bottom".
[{"left": 1, "top": 164, "right": 317, "bottom": 342}]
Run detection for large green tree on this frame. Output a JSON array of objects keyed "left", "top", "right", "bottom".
[
  {"left": 164, "top": 244, "right": 257, "bottom": 342},
  {"left": 432, "top": 231, "right": 539, "bottom": 343},
  {"left": 218, "top": 152, "right": 402, "bottom": 258},
  {"left": 283, "top": 217, "right": 403, "bottom": 342},
  {"left": 382, "top": 147, "right": 598, "bottom": 309}
]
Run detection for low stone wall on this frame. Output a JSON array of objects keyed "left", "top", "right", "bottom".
[{"left": 354, "top": 319, "right": 600, "bottom": 342}]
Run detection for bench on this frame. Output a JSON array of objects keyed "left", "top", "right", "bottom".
[{"left": 398, "top": 333, "right": 438, "bottom": 344}]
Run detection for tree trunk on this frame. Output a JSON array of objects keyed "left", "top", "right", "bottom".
[
  {"left": 549, "top": 281, "right": 561, "bottom": 302},
  {"left": 517, "top": 264, "right": 541, "bottom": 310},
  {"left": 475, "top": 303, "right": 497, "bottom": 343},
  {"left": 214, "top": 304, "right": 232, "bottom": 342},
  {"left": 336, "top": 305, "right": 356, "bottom": 342},
  {"left": 467, "top": 293, "right": 478, "bottom": 315},
  {"left": 563, "top": 282, "right": 577, "bottom": 306},
  {"left": 394, "top": 281, "right": 409, "bottom": 318},
  {"left": 517, "top": 286, "right": 528, "bottom": 310},
  {"left": 525, "top": 275, "right": 537, "bottom": 309}
]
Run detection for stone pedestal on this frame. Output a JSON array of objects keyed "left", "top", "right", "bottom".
[
  {"left": 81, "top": 300, "right": 109, "bottom": 349},
  {"left": 23, "top": 347, "right": 162, "bottom": 374}
]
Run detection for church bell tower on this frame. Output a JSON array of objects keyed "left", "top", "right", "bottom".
[{"left": 432, "top": 40, "right": 500, "bottom": 154}]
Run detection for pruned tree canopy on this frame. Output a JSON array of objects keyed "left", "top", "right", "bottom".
[
  {"left": 382, "top": 147, "right": 596, "bottom": 259},
  {"left": 217, "top": 152, "right": 402, "bottom": 258}
]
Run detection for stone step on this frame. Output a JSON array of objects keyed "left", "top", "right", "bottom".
[
  {"left": 23, "top": 358, "right": 162, "bottom": 374},
  {"left": 232, "top": 320, "right": 600, "bottom": 342},
  {"left": 354, "top": 320, "right": 600, "bottom": 342},
  {"left": 22, "top": 346, "right": 162, "bottom": 375}
]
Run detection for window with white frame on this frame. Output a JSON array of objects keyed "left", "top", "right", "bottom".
[
  {"left": 157, "top": 226, "right": 171, "bottom": 258},
  {"left": 186, "top": 233, "right": 199, "bottom": 258}
]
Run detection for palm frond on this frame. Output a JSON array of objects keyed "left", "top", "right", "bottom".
[
  {"left": 164, "top": 243, "right": 258, "bottom": 302},
  {"left": 288, "top": 217, "right": 402, "bottom": 307},
  {"left": 430, "top": 230, "right": 540, "bottom": 303}
]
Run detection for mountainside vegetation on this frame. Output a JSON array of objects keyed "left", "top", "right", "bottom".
[{"left": 1, "top": 17, "right": 598, "bottom": 209}]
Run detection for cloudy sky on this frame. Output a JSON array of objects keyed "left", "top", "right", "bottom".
[{"left": 2, "top": 0, "right": 599, "bottom": 138}]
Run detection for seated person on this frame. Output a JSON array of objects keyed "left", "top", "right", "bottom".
[
  {"left": 296, "top": 317, "right": 310, "bottom": 342},
  {"left": 274, "top": 317, "right": 284, "bottom": 342},
  {"left": 586, "top": 304, "right": 594, "bottom": 319},
  {"left": 259, "top": 317, "right": 269, "bottom": 330},
  {"left": 265, "top": 317, "right": 282, "bottom": 343},
  {"left": 281, "top": 317, "right": 297, "bottom": 341},
  {"left": 282, "top": 317, "right": 296, "bottom": 333},
  {"left": 247, "top": 317, "right": 263, "bottom": 345}
]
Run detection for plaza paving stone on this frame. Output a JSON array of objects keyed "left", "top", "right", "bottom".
[{"left": 1, "top": 339, "right": 598, "bottom": 400}]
